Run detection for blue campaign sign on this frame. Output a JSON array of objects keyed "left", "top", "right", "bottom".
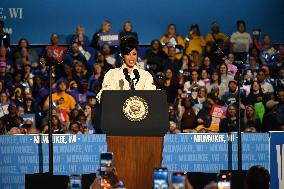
[
  {"left": 19, "top": 113, "right": 36, "bottom": 127},
  {"left": 230, "top": 132, "right": 270, "bottom": 171},
  {"left": 162, "top": 133, "right": 270, "bottom": 174},
  {"left": 162, "top": 133, "right": 229, "bottom": 173},
  {"left": 0, "top": 134, "right": 107, "bottom": 189},
  {"left": 270, "top": 132, "right": 284, "bottom": 189}
]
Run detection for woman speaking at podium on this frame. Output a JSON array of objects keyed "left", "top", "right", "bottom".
[{"left": 96, "top": 35, "right": 156, "bottom": 102}]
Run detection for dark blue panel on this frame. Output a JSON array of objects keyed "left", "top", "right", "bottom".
[{"left": 1, "top": 1, "right": 284, "bottom": 44}]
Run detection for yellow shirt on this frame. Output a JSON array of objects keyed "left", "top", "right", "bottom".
[
  {"left": 195, "top": 124, "right": 219, "bottom": 133},
  {"left": 44, "top": 92, "right": 76, "bottom": 113},
  {"left": 160, "top": 35, "right": 185, "bottom": 59},
  {"left": 185, "top": 35, "right": 205, "bottom": 55},
  {"left": 205, "top": 32, "right": 228, "bottom": 43},
  {"left": 205, "top": 32, "right": 228, "bottom": 52}
]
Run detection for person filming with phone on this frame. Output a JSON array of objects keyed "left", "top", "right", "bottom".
[{"left": 90, "top": 152, "right": 124, "bottom": 189}]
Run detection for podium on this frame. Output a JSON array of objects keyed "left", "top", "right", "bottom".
[
  {"left": 107, "top": 136, "right": 164, "bottom": 188},
  {"left": 101, "top": 90, "right": 168, "bottom": 136},
  {"left": 101, "top": 90, "right": 168, "bottom": 188}
]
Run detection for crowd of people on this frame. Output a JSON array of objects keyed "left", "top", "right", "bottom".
[{"left": 0, "top": 19, "right": 283, "bottom": 135}]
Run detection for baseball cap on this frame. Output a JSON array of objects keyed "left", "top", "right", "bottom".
[
  {"left": 266, "top": 100, "right": 279, "bottom": 109},
  {"left": 156, "top": 72, "right": 165, "bottom": 79},
  {"left": 229, "top": 80, "right": 238, "bottom": 85},
  {"left": 79, "top": 79, "right": 88, "bottom": 84}
]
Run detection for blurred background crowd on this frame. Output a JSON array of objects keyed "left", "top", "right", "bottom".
[{"left": 0, "top": 19, "right": 283, "bottom": 135}]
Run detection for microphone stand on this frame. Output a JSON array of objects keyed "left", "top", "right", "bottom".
[
  {"left": 130, "top": 79, "right": 135, "bottom": 90},
  {"left": 123, "top": 68, "right": 135, "bottom": 90},
  {"left": 234, "top": 60, "right": 243, "bottom": 172},
  {"left": 47, "top": 61, "right": 54, "bottom": 175}
]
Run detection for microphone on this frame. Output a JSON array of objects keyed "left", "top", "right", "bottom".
[
  {"left": 133, "top": 69, "right": 140, "bottom": 85},
  {"left": 123, "top": 68, "right": 134, "bottom": 90},
  {"left": 123, "top": 68, "right": 130, "bottom": 81}
]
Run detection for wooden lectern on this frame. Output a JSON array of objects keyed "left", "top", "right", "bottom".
[
  {"left": 101, "top": 91, "right": 168, "bottom": 188},
  {"left": 107, "top": 136, "right": 164, "bottom": 189}
]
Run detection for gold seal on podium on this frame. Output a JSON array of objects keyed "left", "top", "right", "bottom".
[{"left": 123, "top": 96, "right": 148, "bottom": 122}]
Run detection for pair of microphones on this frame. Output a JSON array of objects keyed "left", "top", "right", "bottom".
[{"left": 123, "top": 68, "right": 140, "bottom": 90}]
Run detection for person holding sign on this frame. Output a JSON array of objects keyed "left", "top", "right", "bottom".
[
  {"left": 91, "top": 20, "right": 120, "bottom": 49},
  {"left": 160, "top": 24, "right": 185, "bottom": 60}
]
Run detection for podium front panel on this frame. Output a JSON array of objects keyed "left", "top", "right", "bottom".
[{"left": 101, "top": 90, "right": 168, "bottom": 136}]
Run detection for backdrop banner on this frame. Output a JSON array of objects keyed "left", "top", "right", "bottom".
[
  {"left": 0, "top": 134, "right": 107, "bottom": 189},
  {"left": 162, "top": 132, "right": 272, "bottom": 182},
  {"left": 1, "top": 0, "right": 284, "bottom": 44}
]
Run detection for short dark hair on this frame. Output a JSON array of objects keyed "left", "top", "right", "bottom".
[
  {"left": 8, "top": 104, "right": 17, "bottom": 112},
  {"left": 56, "top": 78, "right": 68, "bottom": 91},
  {"left": 69, "top": 121, "right": 82, "bottom": 130},
  {"left": 237, "top": 20, "right": 246, "bottom": 29},
  {"left": 191, "top": 70, "right": 199, "bottom": 75},
  {"left": 246, "top": 165, "right": 270, "bottom": 189},
  {"left": 150, "top": 40, "right": 161, "bottom": 47},
  {"left": 257, "top": 68, "right": 266, "bottom": 74}
]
